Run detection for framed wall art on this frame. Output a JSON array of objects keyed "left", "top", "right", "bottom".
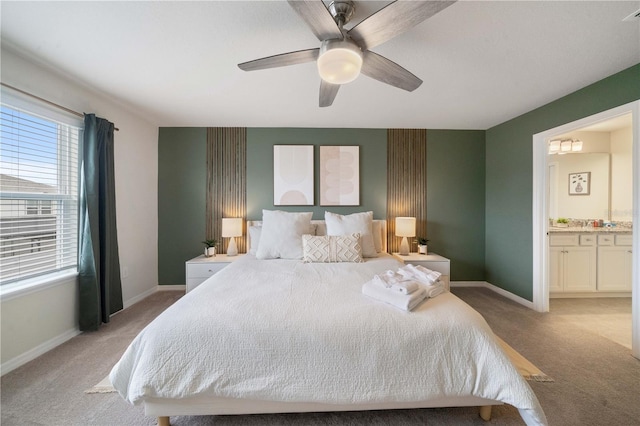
[
  {"left": 320, "top": 145, "right": 360, "bottom": 206},
  {"left": 568, "top": 172, "right": 590, "bottom": 196},
  {"left": 273, "top": 145, "right": 314, "bottom": 206}
]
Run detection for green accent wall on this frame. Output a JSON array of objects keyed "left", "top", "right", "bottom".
[
  {"left": 246, "top": 128, "right": 387, "bottom": 220},
  {"left": 158, "top": 128, "right": 207, "bottom": 285},
  {"left": 158, "top": 126, "right": 488, "bottom": 285},
  {"left": 427, "top": 130, "right": 486, "bottom": 281},
  {"left": 485, "top": 63, "right": 640, "bottom": 300}
]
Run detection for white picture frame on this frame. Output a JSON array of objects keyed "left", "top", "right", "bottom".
[
  {"left": 320, "top": 145, "right": 360, "bottom": 206},
  {"left": 273, "top": 145, "right": 314, "bottom": 206}
]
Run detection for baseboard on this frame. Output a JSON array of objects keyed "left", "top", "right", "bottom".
[
  {"left": 122, "top": 286, "right": 157, "bottom": 310},
  {"left": 451, "top": 281, "right": 535, "bottom": 309},
  {"left": 1, "top": 328, "right": 81, "bottom": 376},
  {"left": 157, "top": 285, "right": 186, "bottom": 291}
]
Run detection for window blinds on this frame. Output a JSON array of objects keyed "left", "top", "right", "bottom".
[{"left": 0, "top": 105, "right": 80, "bottom": 284}]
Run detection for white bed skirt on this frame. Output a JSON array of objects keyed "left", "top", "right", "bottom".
[{"left": 144, "top": 395, "right": 502, "bottom": 417}]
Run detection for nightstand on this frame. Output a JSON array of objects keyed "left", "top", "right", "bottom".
[
  {"left": 185, "top": 254, "right": 244, "bottom": 293},
  {"left": 392, "top": 252, "right": 451, "bottom": 291}
]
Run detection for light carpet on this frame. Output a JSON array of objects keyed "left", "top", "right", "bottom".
[{"left": 85, "top": 334, "right": 552, "bottom": 394}]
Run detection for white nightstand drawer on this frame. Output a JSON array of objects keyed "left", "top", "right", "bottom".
[
  {"left": 187, "top": 263, "right": 226, "bottom": 278},
  {"left": 185, "top": 254, "right": 244, "bottom": 292},
  {"left": 392, "top": 253, "right": 451, "bottom": 291}
]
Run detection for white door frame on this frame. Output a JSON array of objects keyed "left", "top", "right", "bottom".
[{"left": 532, "top": 100, "right": 639, "bottom": 359}]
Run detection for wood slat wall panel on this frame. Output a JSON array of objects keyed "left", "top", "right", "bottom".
[
  {"left": 386, "top": 129, "right": 427, "bottom": 253},
  {"left": 206, "top": 128, "right": 247, "bottom": 254}
]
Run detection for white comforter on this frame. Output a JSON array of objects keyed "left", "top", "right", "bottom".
[{"left": 111, "top": 254, "right": 546, "bottom": 425}]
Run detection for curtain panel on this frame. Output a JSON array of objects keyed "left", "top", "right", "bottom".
[{"left": 78, "top": 114, "right": 123, "bottom": 331}]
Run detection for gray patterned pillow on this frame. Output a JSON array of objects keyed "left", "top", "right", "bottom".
[{"left": 302, "top": 233, "right": 363, "bottom": 263}]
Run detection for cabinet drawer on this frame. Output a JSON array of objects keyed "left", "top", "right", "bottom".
[
  {"left": 411, "top": 260, "right": 450, "bottom": 275},
  {"left": 616, "top": 234, "right": 632, "bottom": 246},
  {"left": 549, "top": 234, "right": 578, "bottom": 246},
  {"left": 597, "top": 235, "right": 614, "bottom": 246},
  {"left": 187, "top": 262, "right": 227, "bottom": 278},
  {"left": 579, "top": 235, "right": 597, "bottom": 246}
]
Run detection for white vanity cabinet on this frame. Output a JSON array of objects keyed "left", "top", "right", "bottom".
[
  {"left": 597, "top": 234, "right": 633, "bottom": 291},
  {"left": 549, "top": 234, "right": 596, "bottom": 293}
]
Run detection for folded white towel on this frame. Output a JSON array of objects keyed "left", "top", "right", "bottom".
[
  {"left": 398, "top": 264, "right": 441, "bottom": 285},
  {"left": 362, "top": 280, "right": 427, "bottom": 311},
  {"left": 389, "top": 280, "right": 420, "bottom": 295},
  {"left": 424, "top": 281, "right": 445, "bottom": 298},
  {"left": 372, "top": 270, "right": 405, "bottom": 288}
]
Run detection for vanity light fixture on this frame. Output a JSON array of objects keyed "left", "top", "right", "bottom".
[{"left": 548, "top": 139, "right": 582, "bottom": 155}]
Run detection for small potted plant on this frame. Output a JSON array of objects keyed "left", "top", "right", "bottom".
[
  {"left": 415, "top": 237, "right": 429, "bottom": 254},
  {"left": 202, "top": 239, "right": 218, "bottom": 257},
  {"left": 555, "top": 218, "right": 569, "bottom": 228}
]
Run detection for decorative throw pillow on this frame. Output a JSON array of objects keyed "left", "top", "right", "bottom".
[
  {"left": 256, "top": 210, "right": 313, "bottom": 259},
  {"left": 302, "top": 233, "right": 363, "bottom": 263},
  {"left": 325, "top": 211, "right": 377, "bottom": 257}
]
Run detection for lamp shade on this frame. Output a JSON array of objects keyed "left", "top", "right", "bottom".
[
  {"left": 221, "top": 218, "right": 243, "bottom": 238},
  {"left": 395, "top": 217, "right": 416, "bottom": 237},
  {"left": 317, "top": 39, "right": 363, "bottom": 85}
]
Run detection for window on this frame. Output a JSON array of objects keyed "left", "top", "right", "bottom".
[{"left": 0, "top": 103, "right": 80, "bottom": 285}]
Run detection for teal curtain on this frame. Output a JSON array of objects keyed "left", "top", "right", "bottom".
[{"left": 78, "top": 114, "right": 123, "bottom": 331}]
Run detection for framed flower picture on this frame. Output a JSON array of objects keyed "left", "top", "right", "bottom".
[{"left": 568, "top": 172, "right": 590, "bottom": 196}]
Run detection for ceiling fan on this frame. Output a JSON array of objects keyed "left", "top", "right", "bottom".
[{"left": 238, "top": 0, "right": 456, "bottom": 107}]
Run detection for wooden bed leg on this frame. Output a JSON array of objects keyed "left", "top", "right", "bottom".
[
  {"left": 479, "top": 405, "right": 492, "bottom": 421},
  {"left": 157, "top": 416, "right": 170, "bottom": 426}
]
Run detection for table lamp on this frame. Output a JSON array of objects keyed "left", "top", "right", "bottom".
[
  {"left": 395, "top": 217, "right": 416, "bottom": 256},
  {"left": 222, "top": 218, "right": 243, "bottom": 256}
]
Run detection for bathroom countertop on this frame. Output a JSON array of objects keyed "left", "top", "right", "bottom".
[{"left": 548, "top": 226, "right": 632, "bottom": 234}]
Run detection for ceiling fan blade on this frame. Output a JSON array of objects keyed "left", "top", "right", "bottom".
[
  {"left": 348, "top": 1, "right": 456, "bottom": 51},
  {"left": 360, "top": 51, "right": 422, "bottom": 92},
  {"left": 238, "top": 48, "right": 320, "bottom": 71},
  {"left": 319, "top": 80, "right": 340, "bottom": 107},
  {"left": 287, "top": 0, "right": 343, "bottom": 41}
]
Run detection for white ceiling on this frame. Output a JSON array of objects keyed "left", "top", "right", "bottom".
[{"left": 1, "top": 1, "right": 639, "bottom": 129}]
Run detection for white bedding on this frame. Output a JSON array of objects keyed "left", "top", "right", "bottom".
[{"left": 110, "top": 254, "right": 546, "bottom": 425}]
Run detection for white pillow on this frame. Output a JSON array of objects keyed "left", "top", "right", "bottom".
[
  {"left": 302, "top": 233, "right": 363, "bottom": 263},
  {"left": 256, "top": 210, "right": 313, "bottom": 259},
  {"left": 324, "top": 211, "right": 377, "bottom": 258},
  {"left": 372, "top": 220, "right": 383, "bottom": 253},
  {"left": 248, "top": 225, "right": 261, "bottom": 255}
]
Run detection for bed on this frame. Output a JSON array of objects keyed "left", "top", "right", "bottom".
[{"left": 110, "top": 212, "right": 547, "bottom": 426}]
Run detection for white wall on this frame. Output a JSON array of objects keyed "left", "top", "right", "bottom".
[
  {"left": 1, "top": 46, "right": 159, "bottom": 372},
  {"left": 611, "top": 126, "right": 633, "bottom": 221},
  {"left": 556, "top": 152, "right": 610, "bottom": 219}
]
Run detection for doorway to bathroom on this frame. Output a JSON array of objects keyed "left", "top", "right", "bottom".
[{"left": 532, "top": 100, "right": 639, "bottom": 359}]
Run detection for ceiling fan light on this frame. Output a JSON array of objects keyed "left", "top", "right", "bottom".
[{"left": 317, "top": 39, "right": 363, "bottom": 85}]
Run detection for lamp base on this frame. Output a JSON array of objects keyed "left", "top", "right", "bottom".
[
  {"left": 227, "top": 237, "right": 238, "bottom": 256},
  {"left": 399, "top": 237, "right": 410, "bottom": 256}
]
